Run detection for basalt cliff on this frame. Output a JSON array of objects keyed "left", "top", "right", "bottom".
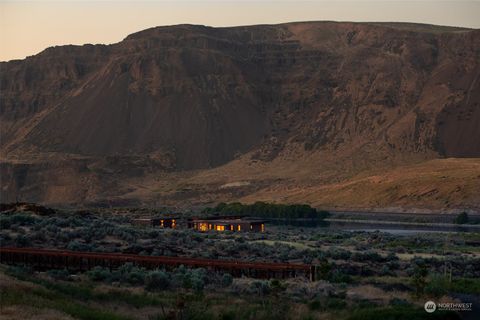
[{"left": 1, "top": 22, "right": 479, "bottom": 210}]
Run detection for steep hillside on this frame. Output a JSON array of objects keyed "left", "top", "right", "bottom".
[{"left": 1, "top": 22, "right": 479, "bottom": 208}]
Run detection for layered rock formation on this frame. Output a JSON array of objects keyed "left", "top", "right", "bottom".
[{"left": 1, "top": 22, "right": 479, "bottom": 208}]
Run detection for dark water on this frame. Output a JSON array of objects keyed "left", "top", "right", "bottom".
[
  {"left": 271, "top": 219, "right": 479, "bottom": 234},
  {"left": 268, "top": 218, "right": 330, "bottom": 228},
  {"left": 327, "top": 221, "right": 479, "bottom": 234}
]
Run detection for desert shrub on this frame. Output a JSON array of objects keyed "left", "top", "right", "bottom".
[
  {"left": 316, "top": 258, "right": 332, "bottom": 280},
  {"left": 386, "top": 260, "right": 400, "bottom": 271},
  {"left": 47, "top": 269, "right": 71, "bottom": 281},
  {"left": 145, "top": 270, "right": 170, "bottom": 291},
  {"left": 347, "top": 306, "right": 461, "bottom": 320},
  {"left": 303, "top": 255, "right": 314, "bottom": 264},
  {"left": 1, "top": 214, "right": 39, "bottom": 230},
  {"left": 11, "top": 214, "right": 38, "bottom": 226},
  {"left": 385, "top": 252, "right": 399, "bottom": 261},
  {"left": 190, "top": 268, "right": 208, "bottom": 292},
  {"left": 46, "top": 224, "right": 60, "bottom": 233},
  {"left": 171, "top": 265, "right": 207, "bottom": 291},
  {"left": 221, "top": 273, "right": 234, "bottom": 287},
  {"left": 15, "top": 235, "right": 31, "bottom": 247},
  {"left": 0, "top": 216, "right": 12, "bottom": 229},
  {"left": 6, "top": 265, "right": 32, "bottom": 280},
  {"left": 394, "top": 246, "right": 406, "bottom": 253},
  {"left": 250, "top": 280, "right": 271, "bottom": 296},
  {"left": 182, "top": 301, "right": 216, "bottom": 320},
  {"left": 308, "top": 299, "right": 322, "bottom": 311},
  {"left": 449, "top": 277, "right": 480, "bottom": 294},
  {"left": 87, "top": 266, "right": 111, "bottom": 282},
  {"left": 0, "top": 234, "right": 11, "bottom": 243},
  {"left": 351, "top": 251, "right": 384, "bottom": 263},
  {"left": 117, "top": 263, "right": 146, "bottom": 285},
  {"left": 327, "top": 248, "right": 352, "bottom": 260},
  {"left": 125, "top": 269, "right": 146, "bottom": 285},
  {"left": 268, "top": 279, "right": 286, "bottom": 293},
  {"left": 325, "top": 297, "right": 347, "bottom": 310},
  {"left": 389, "top": 298, "right": 411, "bottom": 307},
  {"left": 410, "top": 260, "right": 428, "bottom": 296},
  {"left": 67, "top": 241, "right": 92, "bottom": 252},
  {"left": 425, "top": 274, "right": 449, "bottom": 297},
  {"left": 380, "top": 265, "right": 395, "bottom": 276},
  {"left": 329, "top": 270, "right": 352, "bottom": 283}
]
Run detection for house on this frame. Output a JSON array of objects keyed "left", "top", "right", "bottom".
[
  {"left": 131, "top": 217, "right": 178, "bottom": 229},
  {"left": 188, "top": 217, "right": 266, "bottom": 232}
]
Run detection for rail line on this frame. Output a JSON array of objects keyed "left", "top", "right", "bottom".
[{"left": 0, "top": 247, "right": 316, "bottom": 281}]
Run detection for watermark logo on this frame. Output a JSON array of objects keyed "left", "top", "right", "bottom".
[
  {"left": 424, "top": 301, "right": 436, "bottom": 313},
  {"left": 424, "top": 300, "right": 473, "bottom": 313}
]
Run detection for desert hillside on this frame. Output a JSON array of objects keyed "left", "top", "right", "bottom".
[{"left": 1, "top": 21, "right": 479, "bottom": 209}]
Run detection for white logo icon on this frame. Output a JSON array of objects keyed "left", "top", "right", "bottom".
[{"left": 424, "top": 301, "right": 436, "bottom": 313}]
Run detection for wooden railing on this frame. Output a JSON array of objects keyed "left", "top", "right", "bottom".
[{"left": 0, "top": 247, "right": 316, "bottom": 281}]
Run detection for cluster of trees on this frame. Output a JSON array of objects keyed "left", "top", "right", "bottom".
[
  {"left": 202, "top": 202, "right": 329, "bottom": 220},
  {"left": 454, "top": 212, "right": 469, "bottom": 224}
]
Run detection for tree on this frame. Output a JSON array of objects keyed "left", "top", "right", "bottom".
[
  {"left": 454, "top": 212, "right": 469, "bottom": 224},
  {"left": 317, "top": 258, "right": 332, "bottom": 280},
  {"left": 411, "top": 263, "right": 428, "bottom": 296}
]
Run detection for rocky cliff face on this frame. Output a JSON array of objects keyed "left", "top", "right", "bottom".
[{"left": 1, "top": 22, "right": 479, "bottom": 207}]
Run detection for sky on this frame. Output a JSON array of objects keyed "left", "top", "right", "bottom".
[{"left": 1, "top": 1, "right": 479, "bottom": 61}]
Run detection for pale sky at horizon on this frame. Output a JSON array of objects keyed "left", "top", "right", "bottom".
[{"left": 1, "top": 1, "right": 479, "bottom": 62}]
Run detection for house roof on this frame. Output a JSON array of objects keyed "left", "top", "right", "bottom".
[{"left": 191, "top": 218, "right": 267, "bottom": 224}]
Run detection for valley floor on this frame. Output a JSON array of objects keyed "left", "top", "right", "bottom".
[{"left": 1, "top": 207, "right": 479, "bottom": 319}]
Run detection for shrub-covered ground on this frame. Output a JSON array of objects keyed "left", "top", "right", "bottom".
[{"left": 1, "top": 208, "right": 479, "bottom": 319}]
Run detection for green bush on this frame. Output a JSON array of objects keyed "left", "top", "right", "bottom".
[
  {"left": 449, "top": 277, "right": 480, "bottom": 294},
  {"left": 145, "top": 270, "right": 170, "bottom": 291},
  {"left": 47, "top": 269, "right": 71, "bottom": 281},
  {"left": 125, "top": 270, "right": 145, "bottom": 286},
  {"left": 250, "top": 280, "right": 270, "bottom": 296},
  {"left": 425, "top": 274, "right": 449, "bottom": 297},
  {"left": 410, "top": 260, "right": 428, "bottom": 296},
  {"left": 221, "top": 273, "right": 234, "bottom": 287},
  {"left": 190, "top": 268, "right": 207, "bottom": 292},
  {"left": 15, "top": 234, "right": 31, "bottom": 247},
  {"left": 87, "top": 266, "right": 111, "bottom": 282},
  {"left": 329, "top": 270, "right": 352, "bottom": 283}
]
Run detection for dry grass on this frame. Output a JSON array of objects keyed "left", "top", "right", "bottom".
[
  {"left": 0, "top": 305, "right": 74, "bottom": 320},
  {"left": 238, "top": 158, "right": 480, "bottom": 210},
  {"left": 0, "top": 272, "right": 74, "bottom": 320}
]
